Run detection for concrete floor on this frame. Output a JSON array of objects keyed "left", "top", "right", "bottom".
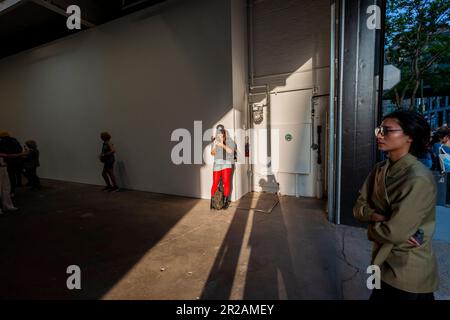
[{"left": 0, "top": 179, "right": 449, "bottom": 300}]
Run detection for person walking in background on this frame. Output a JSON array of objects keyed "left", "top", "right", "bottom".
[
  {"left": 0, "top": 152, "right": 18, "bottom": 214},
  {"left": 431, "top": 127, "right": 450, "bottom": 171},
  {"left": 0, "top": 131, "right": 23, "bottom": 197},
  {"left": 353, "top": 110, "right": 439, "bottom": 300},
  {"left": 21, "top": 140, "right": 41, "bottom": 190},
  {"left": 99, "top": 132, "right": 119, "bottom": 192},
  {"left": 435, "top": 130, "right": 450, "bottom": 207}
]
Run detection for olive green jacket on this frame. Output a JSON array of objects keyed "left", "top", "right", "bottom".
[{"left": 353, "top": 153, "right": 439, "bottom": 293}]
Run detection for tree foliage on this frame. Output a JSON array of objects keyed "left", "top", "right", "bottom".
[{"left": 384, "top": 0, "right": 450, "bottom": 110}]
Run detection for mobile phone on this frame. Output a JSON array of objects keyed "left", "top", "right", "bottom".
[{"left": 411, "top": 229, "right": 424, "bottom": 246}]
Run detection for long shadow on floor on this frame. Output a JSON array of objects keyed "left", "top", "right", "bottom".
[
  {"left": 200, "top": 192, "right": 339, "bottom": 299},
  {"left": 0, "top": 179, "right": 199, "bottom": 299}
]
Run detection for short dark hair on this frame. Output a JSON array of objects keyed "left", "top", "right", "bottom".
[
  {"left": 100, "top": 132, "right": 111, "bottom": 141},
  {"left": 382, "top": 110, "right": 431, "bottom": 158},
  {"left": 435, "top": 126, "right": 450, "bottom": 140}
]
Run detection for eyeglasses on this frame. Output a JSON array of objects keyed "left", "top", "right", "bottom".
[{"left": 374, "top": 126, "right": 403, "bottom": 137}]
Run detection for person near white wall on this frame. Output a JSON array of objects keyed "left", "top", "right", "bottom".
[
  {"left": 210, "top": 124, "right": 235, "bottom": 210},
  {"left": 99, "top": 132, "right": 119, "bottom": 192},
  {"left": 0, "top": 153, "right": 18, "bottom": 214}
]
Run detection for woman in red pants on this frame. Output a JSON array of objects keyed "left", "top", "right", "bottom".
[{"left": 210, "top": 124, "right": 235, "bottom": 210}]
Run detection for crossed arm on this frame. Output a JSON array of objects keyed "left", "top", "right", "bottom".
[{"left": 353, "top": 170, "right": 429, "bottom": 246}]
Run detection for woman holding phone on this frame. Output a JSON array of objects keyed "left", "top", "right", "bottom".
[{"left": 210, "top": 124, "right": 235, "bottom": 210}]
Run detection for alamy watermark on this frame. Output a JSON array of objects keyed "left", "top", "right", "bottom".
[
  {"left": 170, "top": 121, "right": 281, "bottom": 168},
  {"left": 66, "top": 5, "right": 81, "bottom": 30},
  {"left": 366, "top": 5, "right": 382, "bottom": 30},
  {"left": 366, "top": 265, "right": 381, "bottom": 290},
  {"left": 66, "top": 265, "right": 81, "bottom": 290}
]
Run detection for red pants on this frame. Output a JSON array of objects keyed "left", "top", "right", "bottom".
[{"left": 211, "top": 168, "right": 232, "bottom": 197}]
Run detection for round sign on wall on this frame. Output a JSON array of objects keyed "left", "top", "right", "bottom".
[{"left": 285, "top": 133, "right": 293, "bottom": 142}]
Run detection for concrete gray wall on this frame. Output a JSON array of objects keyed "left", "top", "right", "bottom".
[{"left": 0, "top": 0, "right": 248, "bottom": 200}]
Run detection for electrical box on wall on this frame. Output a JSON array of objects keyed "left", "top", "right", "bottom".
[
  {"left": 270, "top": 89, "right": 313, "bottom": 174},
  {"left": 271, "top": 123, "right": 312, "bottom": 174}
]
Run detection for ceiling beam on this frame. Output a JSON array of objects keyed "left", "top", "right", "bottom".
[
  {"left": 121, "top": 0, "right": 152, "bottom": 11},
  {"left": 30, "top": 0, "right": 96, "bottom": 28},
  {"left": 0, "top": 0, "right": 27, "bottom": 16}
]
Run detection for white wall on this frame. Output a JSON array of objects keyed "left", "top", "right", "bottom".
[
  {"left": 231, "top": 0, "right": 249, "bottom": 201},
  {"left": 0, "top": 0, "right": 250, "bottom": 200}
]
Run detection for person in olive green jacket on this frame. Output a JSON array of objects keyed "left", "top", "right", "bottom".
[{"left": 353, "top": 110, "right": 439, "bottom": 300}]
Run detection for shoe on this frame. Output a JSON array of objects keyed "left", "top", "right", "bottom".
[
  {"left": 210, "top": 198, "right": 214, "bottom": 209},
  {"left": 222, "top": 196, "right": 230, "bottom": 210},
  {"left": 5, "top": 207, "right": 18, "bottom": 211},
  {"left": 102, "top": 186, "right": 112, "bottom": 191},
  {"left": 109, "top": 186, "right": 120, "bottom": 193}
]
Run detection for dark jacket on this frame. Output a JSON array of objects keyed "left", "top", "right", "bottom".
[
  {"left": 0, "top": 136, "right": 23, "bottom": 165},
  {"left": 23, "top": 149, "right": 40, "bottom": 169}
]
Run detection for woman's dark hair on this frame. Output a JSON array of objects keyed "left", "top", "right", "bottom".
[
  {"left": 100, "top": 132, "right": 111, "bottom": 142},
  {"left": 382, "top": 110, "right": 431, "bottom": 158},
  {"left": 216, "top": 124, "right": 227, "bottom": 141}
]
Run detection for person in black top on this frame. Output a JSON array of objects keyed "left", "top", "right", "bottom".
[
  {"left": 0, "top": 131, "right": 23, "bottom": 196},
  {"left": 22, "top": 140, "right": 41, "bottom": 190},
  {"left": 1, "top": 139, "right": 41, "bottom": 191},
  {"left": 99, "top": 132, "right": 119, "bottom": 192},
  {"left": 0, "top": 152, "right": 17, "bottom": 214}
]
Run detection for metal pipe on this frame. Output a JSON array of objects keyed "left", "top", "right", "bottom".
[
  {"left": 266, "top": 82, "right": 272, "bottom": 171},
  {"left": 249, "top": 85, "right": 267, "bottom": 89},
  {"left": 233, "top": 107, "right": 237, "bottom": 201},
  {"left": 247, "top": 0, "right": 255, "bottom": 193},
  {"left": 328, "top": 0, "right": 338, "bottom": 223},
  {"left": 311, "top": 96, "right": 316, "bottom": 152},
  {"left": 313, "top": 94, "right": 331, "bottom": 99},
  {"left": 248, "top": 0, "right": 254, "bottom": 87},
  {"left": 351, "top": 0, "right": 361, "bottom": 194},
  {"left": 247, "top": 98, "right": 253, "bottom": 193},
  {"left": 254, "top": 66, "right": 331, "bottom": 80},
  {"left": 269, "top": 87, "right": 314, "bottom": 95},
  {"left": 336, "top": 0, "right": 346, "bottom": 225}
]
